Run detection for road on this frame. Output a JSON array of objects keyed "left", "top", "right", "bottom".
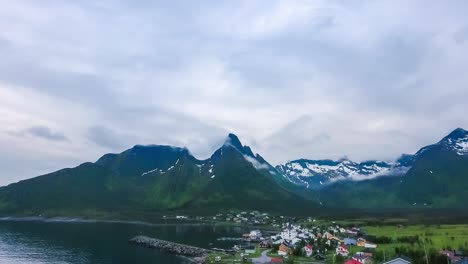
[{"left": 251, "top": 249, "right": 272, "bottom": 264}]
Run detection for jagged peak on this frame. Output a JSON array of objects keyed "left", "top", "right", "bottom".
[
  {"left": 444, "top": 127, "right": 467, "bottom": 140},
  {"left": 224, "top": 133, "right": 243, "bottom": 150}
]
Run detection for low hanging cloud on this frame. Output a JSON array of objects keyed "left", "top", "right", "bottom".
[
  {"left": 20, "top": 125, "right": 68, "bottom": 141},
  {"left": 86, "top": 125, "right": 127, "bottom": 150}
]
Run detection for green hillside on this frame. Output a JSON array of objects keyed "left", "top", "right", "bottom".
[
  {"left": 316, "top": 128, "right": 468, "bottom": 209},
  {"left": 0, "top": 134, "right": 314, "bottom": 216},
  {"left": 0, "top": 129, "right": 467, "bottom": 217}
]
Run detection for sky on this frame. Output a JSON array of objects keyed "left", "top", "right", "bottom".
[{"left": 1, "top": 0, "right": 468, "bottom": 186}]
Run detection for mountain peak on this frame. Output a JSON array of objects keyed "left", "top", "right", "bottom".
[
  {"left": 446, "top": 127, "right": 467, "bottom": 139},
  {"left": 224, "top": 133, "right": 243, "bottom": 150}
]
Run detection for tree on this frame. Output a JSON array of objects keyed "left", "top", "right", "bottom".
[
  {"left": 293, "top": 246, "right": 303, "bottom": 256},
  {"left": 335, "top": 254, "right": 345, "bottom": 264}
]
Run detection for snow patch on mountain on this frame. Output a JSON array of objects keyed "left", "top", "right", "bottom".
[
  {"left": 141, "top": 168, "right": 159, "bottom": 176},
  {"left": 447, "top": 136, "right": 468, "bottom": 155},
  {"left": 277, "top": 158, "right": 410, "bottom": 189}
]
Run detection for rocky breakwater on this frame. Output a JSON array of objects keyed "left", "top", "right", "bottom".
[{"left": 129, "top": 235, "right": 209, "bottom": 263}]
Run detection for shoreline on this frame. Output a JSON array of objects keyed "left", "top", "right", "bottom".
[{"left": 0, "top": 216, "right": 277, "bottom": 230}]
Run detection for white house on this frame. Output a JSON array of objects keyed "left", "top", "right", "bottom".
[
  {"left": 364, "top": 242, "right": 377, "bottom": 249},
  {"left": 336, "top": 245, "right": 349, "bottom": 256},
  {"left": 303, "top": 244, "right": 313, "bottom": 257},
  {"left": 250, "top": 230, "right": 262, "bottom": 240}
]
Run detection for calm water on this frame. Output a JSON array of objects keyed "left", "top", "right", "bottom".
[{"left": 0, "top": 220, "right": 248, "bottom": 264}]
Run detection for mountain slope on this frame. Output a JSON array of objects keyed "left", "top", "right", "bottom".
[
  {"left": 398, "top": 128, "right": 468, "bottom": 207},
  {"left": 315, "top": 128, "right": 468, "bottom": 208},
  {"left": 0, "top": 134, "right": 314, "bottom": 216},
  {"left": 277, "top": 158, "right": 411, "bottom": 189}
]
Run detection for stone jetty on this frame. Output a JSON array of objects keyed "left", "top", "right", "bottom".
[{"left": 129, "top": 235, "right": 209, "bottom": 263}]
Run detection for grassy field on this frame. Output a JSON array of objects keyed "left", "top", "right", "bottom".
[
  {"left": 363, "top": 224, "right": 468, "bottom": 250},
  {"left": 207, "top": 222, "right": 468, "bottom": 263}
]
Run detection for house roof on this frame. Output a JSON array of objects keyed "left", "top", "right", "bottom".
[
  {"left": 353, "top": 255, "right": 369, "bottom": 260},
  {"left": 383, "top": 257, "right": 412, "bottom": 264},
  {"left": 345, "top": 260, "right": 362, "bottom": 264},
  {"left": 305, "top": 244, "right": 313, "bottom": 250},
  {"left": 271, "top": 258, "right": 284, "bottom": 263}
]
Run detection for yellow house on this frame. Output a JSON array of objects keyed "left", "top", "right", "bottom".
[
  {"left": 279, "top": 244, "right": 293, "bottom": 255},
  {"left": 357, "top": 238, "right": 366, "bottom": 247}
]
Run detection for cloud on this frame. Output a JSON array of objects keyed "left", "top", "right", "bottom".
[
  {"left": 86, "top": 125, "right": 126, "bottom": 150},
  {"left": 454, "top": 25, "right": 468, "bottom": 44},
  {"left": 243, "top": 155, "right": 270, "bottom": 170},
  {"left": 25, "top": 125, "right": 68, "bottom": 141},
  {"left": 0, "top": 0, "right": 467, "bottom": 185}
]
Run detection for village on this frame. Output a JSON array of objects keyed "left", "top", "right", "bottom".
[
  {"left": 208, "top": 221, "right": 384, "bottom": 264},
  {"left": 197, "top": 212, "right": 468, "bottom": 264}
]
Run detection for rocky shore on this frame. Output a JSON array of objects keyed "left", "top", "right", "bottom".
[{"left": 129, "top": 235, "right": 209, "bottom": 263}]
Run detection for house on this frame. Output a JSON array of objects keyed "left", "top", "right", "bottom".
[
  {"left": 303, "top": 244, "right": 313, "bottom": 257},
  {"left": 345, "top": 260, "right": 362, "bottom": 264},
  {"left": 364, "top": 242, "right": 377, "bottom": 248},
  {"left": 260, "top": 240, "right": 272, "bottom": 248},
  {"left": 344, "top": 238, "right": 357, "bottom": 245},
  {"left": 441, "top": 250, "right": 462, "bottom": 262},
  {"left": 271, "top": 258, "right": 284, "bottom": 263},
  {"left": 383, "top": 257, "right": 412, "bottom": 264},
  {"left": 346, "top": 229, "right": 358, "bottom": 235},
  {"left": 359, "top": 248, "right": 375, "bottom": 257},
  {"left": 250, "top": 230, "right": 262, "bottom": 240},
  {"left": 357, "top": 238, "right": 366, "bottom": 247},
  {"left": 278, "top": 243, "right": 293, "bottom": 256},
  {"left": 352, "top": 253, "right": 371, "bottom": 264},
  {"left": 336, "top": 245, "right": 349, "bottom": 256}
]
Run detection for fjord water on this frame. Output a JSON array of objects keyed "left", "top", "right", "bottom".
[{"left": 0, "top": 220, "right": 247, "bottom": 264}]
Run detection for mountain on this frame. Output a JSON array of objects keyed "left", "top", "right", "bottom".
[
  {"left": 315, "top": 128, "right": 468, "bottom": 208},
  {"left": 0, "top": 128, "right": 467, "bottom": 215},
  {"left": 276, "top": 158, "right": 411, "bottom": 189},
  {"left": 397, "top": 128, "right": 468, "bottom": 206},
  {"left": 0, "top": 134, "right": 313, "bottom": 216}
]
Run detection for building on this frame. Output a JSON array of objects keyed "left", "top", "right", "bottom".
[
  {"left": 359, "top": 248, "right": 375, "bottom": 257},
  {"left": 345, "top": 260, "right": 362, "bottom": 264},
  {"left": 303, "top": 244, "right": 313, "bottom": 257},
  {"left": 260, "top": 240, "right": 272, "bottom": 248},
  {"left": 383, "top": 257, "right": 412, "bottom": 264},
  {"left": 352, "top": 253, "right": 371, "bottom": 264},
  {"left": 357, "top": 238, "right": 366, "bottom": 247},
  {"left": 364, "top": 242, "right": 377, "bottom": 248},
  {"left": 278, "top": 243, "right": 293, "bottom": 256},
  {"left": 271, "top": 258, "right": 284, "bottom": 263},
  {"left": 344, "top": 238, "right": 357, "bottom": 245},
  {"left": 336, "top": 245, "right": 349, "bottom": 256},
  {"left": 250, "top": 230, "right": 262, "bottom": 240}
]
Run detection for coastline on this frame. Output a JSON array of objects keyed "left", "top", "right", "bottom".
[{"left": 0, "top": 215, "right": 278, "bottom": 231}]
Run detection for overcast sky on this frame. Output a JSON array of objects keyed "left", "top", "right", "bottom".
[{"left": 1, "top": 0, "right": 468, "bottom": 186}]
